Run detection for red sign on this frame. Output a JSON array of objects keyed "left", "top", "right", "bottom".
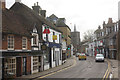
[{"left": 43, "top": 29, "right": 50, "bottom": 34}]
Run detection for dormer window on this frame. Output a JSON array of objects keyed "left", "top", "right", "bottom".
[
  {"left": 33, "top": 27, "right": 37, "bottom": 33},
  {"left": 33, "top": 35, "right": 37, "bottom": 45},
  {"left": 32, "top": 33, "right": 38, "bottom": 46},
  {"left": 7, "top": 35, "right": 14, "bottom": 50},
  {"left": 22, "top": 37, "right": 27, "bottom": 50}
]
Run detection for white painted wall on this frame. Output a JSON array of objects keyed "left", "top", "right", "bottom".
[
  {"left": 31, "top": 56, "right": 38, "bottom": 74},
  {"left": 31, "top": 56, "right": 33, "bottom": 74},
  {"left": 42, "top": 24, "right": 62, "bottom": 68},
  {"left": 42, "top": 25, "right": 61, "bottom": 43},
  {"left": 44, "top": 63, "right": 50, "bottom": 70}
]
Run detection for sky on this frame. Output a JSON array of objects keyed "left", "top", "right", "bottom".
[{"left": 6, "top": 0, "right": 119, "bottom": 40}]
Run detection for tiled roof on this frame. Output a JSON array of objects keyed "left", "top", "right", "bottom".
[
  {"left": 2, "top": 9, "right": 31, "bottom": 37},
  {"left": 56, "top": 19, "right": 71, "bottom": 31},
  {"left": 10, "top": 2, "right": 62, "bottom": 33}
]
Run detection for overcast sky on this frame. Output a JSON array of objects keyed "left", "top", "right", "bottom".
[{"left": 6, "top": 0, "right": 119, "bottom": 40}]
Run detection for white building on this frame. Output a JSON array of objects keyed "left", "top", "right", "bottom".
[{"left": 42, "top": 24, "right": 62, "bottom": 69}]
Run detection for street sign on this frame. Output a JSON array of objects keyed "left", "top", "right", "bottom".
[{"left": 52, "top": 35, "right": 57, "bottom": 40}]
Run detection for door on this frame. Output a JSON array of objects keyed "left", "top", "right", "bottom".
[
  {"left": 49, "top": 48, "right": 52, "bottom": 68},
  {"left": 22, "top": 57, "right": 26, "bottom": 75}
]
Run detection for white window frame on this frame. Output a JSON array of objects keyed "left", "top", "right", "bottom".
[
  {"left": 32, "top": 33, "right": 38, "bottom": 46},
  {"left": 7, "top": 35, "right": 14, "bottom": 50},
  {"left": 22, "top": 37, "right": 27, "bottom": 50},
  {"left": 4, "top": 57, "right": 16, "bottom": 75},
  {"left": 33, "top": 56, "right": 38, "bottom": 71}
]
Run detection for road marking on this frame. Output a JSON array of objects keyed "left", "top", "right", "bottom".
[
  {"left": 35, "top": 58, "right": 77, "bottom": 79},
  {"left": 102, "top": 68, "right": 109, "bottom": 80},
  {"left": 102, "top": 59, "right": 111, "bottom": 80}
]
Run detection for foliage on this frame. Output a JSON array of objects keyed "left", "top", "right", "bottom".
[{"left": 82, "top": 29, "right": 95, "bottom": 42}]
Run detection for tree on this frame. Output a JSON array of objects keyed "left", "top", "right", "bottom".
[{"left": 82, "top": 29, "right": 95, "bottom": 42}]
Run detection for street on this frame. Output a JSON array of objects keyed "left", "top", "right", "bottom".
[{"left": 40, "top": 56, "right": 108, "bottom": 79}]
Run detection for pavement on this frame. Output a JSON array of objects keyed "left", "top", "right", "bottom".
[
  {"left": 108, "top": 59, "right": 119, "bottom": 79},
  {"left": 16, "top": 56, "right": 76, "bottom": 79}
]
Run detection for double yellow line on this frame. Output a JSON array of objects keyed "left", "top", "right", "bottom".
[
  {"left": 35, "top": 58, "right": 77, "bottom": 79},
  {"left": 102, "top": 60, "right": 111, "bottom": 80}
]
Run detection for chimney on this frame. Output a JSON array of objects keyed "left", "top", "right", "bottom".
[
  {"left": 108, "top": 18, "right": 113, "bottom": 24},
  {"left": 15, "top": 0, "right": 21, "bottom": 3},
  {"left": 98, "top": 25, "right": 101, "bottom": 29},
  {"left": 103, "top": 21, "right": 106, "bottom": 29},
  {"left": 32, "top": 2, "right": 42, "bottom": 15},
  {"left": 1, "top": 0, "right": 5, "bottom": 10},
  {"left": 40, "top": 10, "right": 46, "bottom": 18}
]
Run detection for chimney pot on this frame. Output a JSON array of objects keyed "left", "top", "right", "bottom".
[
  {"left": 1, "top": 0, "right": 5, "bottom": 10},
  {"left": 108, "top": 18, "right": 113, "bottom": 24},
  {"left": 15, "top": 0, "right": 21, "bottom": 3},
  {"left": 37, "top": 2, "right": 38, "bottom": 6}
]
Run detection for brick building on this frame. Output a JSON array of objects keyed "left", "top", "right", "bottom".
[
  {"left": 2, "top": 2, "right": 32, "bottom": 79},
  {"left": 94, "top": 18, "right": 119, "bottom": 59}
]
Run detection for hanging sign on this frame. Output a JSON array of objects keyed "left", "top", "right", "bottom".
[
  {"left": 52, "top": 35, "right": 57, "bottom": 40},
  {"left": 43, "top": 26, "right": 50, "bottom": 34},
  {"left": 41, "top": 44, "right": 47, "bottom": 50}
]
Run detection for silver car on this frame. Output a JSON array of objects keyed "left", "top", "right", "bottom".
[{"left": 95, "top": 54, "right": 104, "bottom": 62}]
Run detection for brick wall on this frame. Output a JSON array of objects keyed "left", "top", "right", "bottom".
[
  {"left": 14, "top": 36, "right": 22, "bottom": 49},
  {"left": 2, "top": 34, "right": 31, "bottom": 50},
  {"left": 2, "top": 34, "right": 7, "bottom": 50},
  {"left": 26, "top": 56, "right": 31, "bottom": 75}
]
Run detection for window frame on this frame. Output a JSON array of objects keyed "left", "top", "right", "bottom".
[
  {"left": 32, "top": 33, "right": 38, "bottom": 46},
  {"left": 22, "top": 37, "right": 27, "bottom": 50},
  {"left": 7, "top": 35, "right": 14, "bottom": 50}
]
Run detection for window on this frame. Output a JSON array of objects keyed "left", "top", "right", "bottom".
[
  {"left": 117, "top": 23, "right": 119, "bottom": 31},
  {"left": 60, "top": 49, "right": 62, "bottom": 60},
  {"left": 32, "top": 33, "right": 38, "bottom": 46},
  {"left": 109, "top": 39, "right": 113, "bottom": 45},
  {"left": 53, "top": 48, "right": 55, "bottom": 61},
  {"left": 53, "top": 32, "right": 55, "bottom": 43},
  {"left": 44, "top": 54, "right": 49, "bottom": 64},
  {"left": 106, "top": 28, "right": 108, "bottom": 35},
  {"left": 22, "top": 37, "right": 27, "bottom": 49},
  {"left": 59, "top": 34, "right": 61, "bottom": 43},
  {"left": 4, "top": 57, "right": 16, "bottom": 75},
  {"left": 7, "top": 35, "right": 14, "bottom": 50},
  {"left": 33, "top": 35, "right": 37, "bottom": 45},
  {"left": 33, "top": 56, "right": 38, "bottom": 71}
]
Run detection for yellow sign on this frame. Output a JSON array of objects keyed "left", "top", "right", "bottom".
[{"left": 53, "top": 35, "right": 57, "bottom": 40}]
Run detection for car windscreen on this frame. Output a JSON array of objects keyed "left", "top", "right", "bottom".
[{"left": 96, "top": 54, "right": 103, "bottom": 57}]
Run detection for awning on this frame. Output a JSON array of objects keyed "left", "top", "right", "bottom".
[{"left": 49, "top": 42, "right": 61, "bottom": 48}]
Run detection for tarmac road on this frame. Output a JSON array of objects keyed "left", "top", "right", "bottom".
[{"left": 45, "top": 56, "right": 108, "bottom": 79}]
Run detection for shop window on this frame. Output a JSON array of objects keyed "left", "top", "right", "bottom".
[
  {"left": 4, "top": 57, "right": 16, "bottom": 76},
  {"left": 44, "top": 54, "right": 49, "bottom": 64}
]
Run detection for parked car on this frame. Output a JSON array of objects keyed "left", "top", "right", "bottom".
[
  {"left": 76, "top": 53, "right": 80, "bottom": 57},
  {"left": 95, "top": 54, "right": 104, "bottom": 62},
  {"left": 78, "top": 53, "right": 86, "bottom": 60}
]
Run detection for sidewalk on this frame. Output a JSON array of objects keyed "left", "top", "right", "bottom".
[
  {"left": 17, "top": 56, "right": 76, "bottom": 79},
  {"left": 108, "top": 59, "right": 118, "bottom": 78}
]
